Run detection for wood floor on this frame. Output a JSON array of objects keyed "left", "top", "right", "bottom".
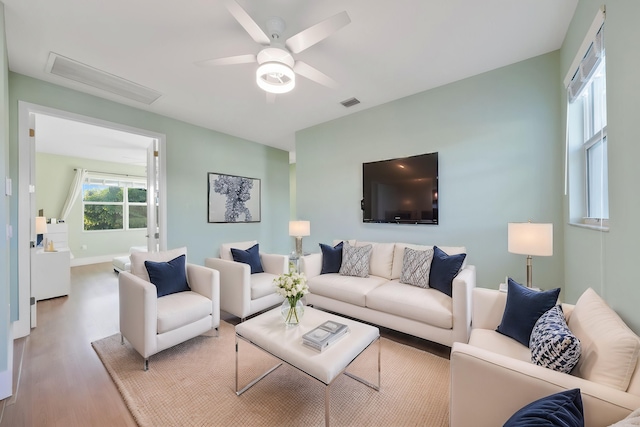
[{"left": 0, "top": 262, "right": 450, "bottom": 426}]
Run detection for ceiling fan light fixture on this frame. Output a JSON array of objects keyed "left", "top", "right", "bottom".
[{"left": 256, "top": 62, "right": 295, "bottom": 94}]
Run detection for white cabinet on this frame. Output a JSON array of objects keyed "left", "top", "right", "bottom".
[
  {"left": 31, "top": 248, "right": 71, "bottom": 300},
  {"left": 44, "top": 223, "right": 68, "bottom": 251}
]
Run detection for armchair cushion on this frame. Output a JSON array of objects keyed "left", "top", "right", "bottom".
[
  {"left": 231, "top": 243, "right": 264, "bottom": 274},
  {"left": 429, "top": 246, "right": 466, "bottom": 297},
  {"left": 503, "top": 388, "right": 584, "bottom": 427},
  {"left": 156, "top": 291, "right": 212, "bottom": 334},
  {"left": 145, "top": 254, "right": 190, "bottom": 297},
  {"left": 496, "top": 279, "right": 560, "bottom": 347},
  {"left": 320, "top": 242, "right": 343, "bottom": 274},
  {"left": 130, "top": 247, "right": 187, "bottom": 283}
]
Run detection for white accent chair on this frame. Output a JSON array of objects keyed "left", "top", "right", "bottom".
[
  {"left": 119, "top": 247, "right": 220, "bottom": 370},
  {"left": 205, "top": 240, "right": 287, "bottom": 321}
]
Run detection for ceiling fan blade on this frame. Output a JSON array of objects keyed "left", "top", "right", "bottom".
[
  {"left": 266, "top": 92, "right": 276, "bottom": 104},
  {"left": 195, "top": 54, "right": 257, "bottom": 67},
  {"left": 293, "top": 61, "right": 338, "bottom": 89},
  {"left": 224, "top": 0, "right": 270, "bottom": 45},
  {"left": 285, "top": 11, "right": 351, "bottom": 54}
]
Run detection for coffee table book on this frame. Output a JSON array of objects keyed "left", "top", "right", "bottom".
[{"left": 302, "top": 320, "right": 349, "bottom": 352}]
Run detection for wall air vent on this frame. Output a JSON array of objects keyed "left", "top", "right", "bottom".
[
  {"left": 340, "top": 97, "right": 361, "bottom": 108},
  {"left": 45, "top": 53, "right": 162, "bottom": 105}
]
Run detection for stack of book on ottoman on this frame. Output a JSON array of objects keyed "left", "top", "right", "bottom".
[{"left": 302, "top": 320, "right": 350, "bottom": 352}]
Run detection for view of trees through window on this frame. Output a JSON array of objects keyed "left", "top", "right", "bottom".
[{"left": 83, "top": 181, "right": 147, "bottom": 231}]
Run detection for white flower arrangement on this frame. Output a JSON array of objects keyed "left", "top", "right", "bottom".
[{"left": 274, "top": 263, "right": 309, "bottom": 323}]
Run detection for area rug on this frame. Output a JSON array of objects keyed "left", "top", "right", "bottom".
[{"left": 92, "top": 321, "right": 450, "bottom": 426}]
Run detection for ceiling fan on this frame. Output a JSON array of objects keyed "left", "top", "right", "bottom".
[{"left": 196, "top": 0, "right": 351, "bottom": 100}]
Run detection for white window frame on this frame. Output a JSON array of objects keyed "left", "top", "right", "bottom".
[{"left": 82, "top": 173, "right": 147, "bottom": 232}]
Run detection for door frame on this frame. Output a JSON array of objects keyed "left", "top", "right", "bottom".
[{"left": 14, "top": 101, "right": 167, "bottom": 338}]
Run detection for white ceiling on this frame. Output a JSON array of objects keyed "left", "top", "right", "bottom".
[{"left": 4, "top": 0, "right": 577, "bottom": 155}]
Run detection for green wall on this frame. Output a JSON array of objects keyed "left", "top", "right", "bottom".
[
  {"left": 296, "top": 52, "right": 565, "bottom": 293},
  {"left": 0, "top": 2, "right": 11, "bottom": 387},
  {"left": 36, "top": 153, "right": 147, "bottom": 260},
  {"left": 9, "top": 73, "right": 291, "bottom": 319},
  {"left": 561, "top": 1, "right": 640, "bottom": 332}
]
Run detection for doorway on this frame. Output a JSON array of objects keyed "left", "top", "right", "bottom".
[{"left": 15, "top": 101, "right": 167, "bottom": 338}]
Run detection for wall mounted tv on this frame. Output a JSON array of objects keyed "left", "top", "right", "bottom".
[{"left": 362, "top": 152, "right": 438, "bottom": 224}]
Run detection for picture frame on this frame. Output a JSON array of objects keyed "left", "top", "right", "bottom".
[{"left": 207, "top": 173, "right": 261, "bottom": 223}]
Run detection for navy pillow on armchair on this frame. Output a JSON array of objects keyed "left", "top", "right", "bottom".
[
  {"left": 320, "top": 242, "right": 343, "bottom": 274},
  {"left": 145, "top": 254, "right": 191, "bottom": 297},
  {"left": 231, "top": 243, "right": 264, "bottom": 274},
  {"left": 503, "top": 388, "right": 584, "bottom": 427}
]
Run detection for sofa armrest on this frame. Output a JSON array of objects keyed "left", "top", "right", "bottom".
[
  {"left": 260, "top": 253, "right": 288, "bottom": 275},
  {"left": 300, "top": 253, "right": 322, "bottom": 279},
  {"left": 186, "top": 263, "right": 220, "bottom": 329},
  {"left": 204, "top": 258, "right": 250, "bottom": 319},
  {"left": 451, "top": 265, "right": 476, "bottom": 344},
  {"left": 119, "top": 271, "right": 158, "bottom": 358},
  {"left": 450, "top": 342, "right": 640, "bottom": 427}
]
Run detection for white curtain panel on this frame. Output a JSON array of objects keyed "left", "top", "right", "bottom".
[{"left": 59, "top": 168, "right": 87, "bottom": 221}]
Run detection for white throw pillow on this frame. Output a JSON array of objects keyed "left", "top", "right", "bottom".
[
  {"left": 399, "top": 247, "right": 434, "bottom": 288},
  {"left": 339, "top": 242, "right": 372, "bottom": 278},
  {"left": 568, "top": 288, "right": 640, "bottom": 391}
]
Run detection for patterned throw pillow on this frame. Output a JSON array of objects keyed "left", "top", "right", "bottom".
[
  {"left": 339, "top": 242, "right": 372, "bottom": 278},
  {"left": 530, "top": 305, "right": 581, "bottom": 374},
  {"left": 400, "top": 247, "right": 434, "bottom": 288}
]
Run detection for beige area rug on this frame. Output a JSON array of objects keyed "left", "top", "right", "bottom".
[{"left": 92, "top": 321, "right": 450, "bottom": 426}]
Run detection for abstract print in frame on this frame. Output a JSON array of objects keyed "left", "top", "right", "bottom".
[{"left": 208, "top": 173, "right": 261, "bottom": 223}]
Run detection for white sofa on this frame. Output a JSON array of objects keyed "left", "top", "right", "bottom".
[
  {"left": 450, "top": 287, "right": 640, "bottom": 427},
  {"left": 300, "top": 241, "right": 476, "bottom": 347}
]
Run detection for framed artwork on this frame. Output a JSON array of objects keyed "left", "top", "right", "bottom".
[{"left": 207, "top": 173, "right": 261, "bottom": 223}]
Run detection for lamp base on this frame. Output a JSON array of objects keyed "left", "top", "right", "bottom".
[
  {"left": 295, "top": 236, "right": 303, "bottom": 257},
  {"left": 526, "top": 255, "right": 533, "bottom": 288}
]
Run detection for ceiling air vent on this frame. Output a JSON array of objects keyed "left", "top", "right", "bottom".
[
  {"left": 340, "top": 97, "right": 361, "bottom": 108},
  {"left": 45, "top": 53, "right": 162, "bottom": 105}
]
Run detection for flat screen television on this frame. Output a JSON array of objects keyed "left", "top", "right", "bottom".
[{"left": 362, "top": 152, "right": 438, "bottom": 224}]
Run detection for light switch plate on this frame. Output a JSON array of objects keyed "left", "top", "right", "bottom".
[{"left": 5, "top": 177, "right": 11, "bottom": 196}]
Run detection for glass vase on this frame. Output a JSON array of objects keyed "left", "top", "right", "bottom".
[{"left": 281, "top": 299, "right": 304, "bottom": 326}]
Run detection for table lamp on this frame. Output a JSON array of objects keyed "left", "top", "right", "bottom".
[
  {"left": 35, "top": 216, "right": 48, "bottom": 247},
  {"left": 508, "top": 222, "right": 553, "bottom": 288},
  {"left": 289, "top": 220, "right": 310, "bottom": 257}
]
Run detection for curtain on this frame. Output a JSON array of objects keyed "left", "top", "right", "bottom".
[{"left": 59, "top": 168, "right": 86, "bottom": 221}]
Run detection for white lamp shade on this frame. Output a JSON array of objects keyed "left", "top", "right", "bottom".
[
  {"left": 289, "top": 220, "right": 310, "bottom": 237},
  {"left": 508, "top": 222, "right": 553, "bottom": 256},
  {"left": 35, "top": 216, "right": 48, "bottom": 234}
]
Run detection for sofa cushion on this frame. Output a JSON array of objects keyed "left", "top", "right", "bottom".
[
  {"left": 366, "top": 280, "right": 453, "bottom": 329},
  {"left": 429, "top": 246, "right": 466, "bottom": 297},
  {"left": 231, "top": 243, "right": 264, "bottom": 274},
  {"left": 145, "top": 254, "right": 191, "bottom": 298},
  {"left": 250, "top": 272, "right": 280, "bottom": 300},
  {"left": 530, "top": 305, "right": 581, "bottom": 374},
  {"left": 339, "top": 242, "right": 372, "bottom": 278},
  {"left": 468, "top": 329, "right": 532, "bottom": 362},
  {"left": 568, "top": 288, "right": 640, "bottom": 391},
  {"left": 356, "top": 241, "right": 395, "bottom": 279},
  {"left": 496, "top": 279, "right": 560, "bottom": 347},
  {"left": 399, "top": 247, "right": 434, "bottom": 288},
  {"left": 320, "top": 242, "right": 343, "bottom": 274},
  {"left": 157, "top": 291, "right": 212, "bottom": 334},
  {"left": 391, "top": 244, "right": 467, "bottom": 280},
  {"left": 307, "top": 273, "right": 387, "bottom": 307},
  {"left": 503, "top": 388, "right": 584, "bottom": 427}
]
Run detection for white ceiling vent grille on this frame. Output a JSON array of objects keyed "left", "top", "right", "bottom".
[
  {"left": 340, "top": 97, "right": 360, "bottom": 108},
  {"left": 46, "top": 53, "right": 162, "bottom": 105}
]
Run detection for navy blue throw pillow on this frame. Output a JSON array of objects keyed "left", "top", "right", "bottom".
[
  {"left": 496, "top": 278, "right": 561, "bottom": 347},
  {"left": 428, "top": 246, "right": 466, "bottom": 297},
  {"left": 145, "top": 254, "right": 190, "bottom": 298},
  {"left": 231, "top": 243, "right": 264, "bottom": 274},
  {"left": 320, "top": 242, "right": 343, "bottom": 274},
  {"left": 503, "top": 388, "right": 584, "bottom": 427}
]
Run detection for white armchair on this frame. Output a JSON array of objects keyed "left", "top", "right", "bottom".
[
  {"left": 205, "top": 240, "right": 287, "bottom": 321},
  {"left": 119, "top": 247, "right": 220, "bottom": 370}
]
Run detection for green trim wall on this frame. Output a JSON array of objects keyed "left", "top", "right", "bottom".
[
  {"left": 561, "top": 1, "right": 640, "bottom": 332},
  {"left": 8, "top": 73, "right": 290, "bottom": 321},
  {"left": 296, "top": 52, "right": 564, "bottom": 296}
]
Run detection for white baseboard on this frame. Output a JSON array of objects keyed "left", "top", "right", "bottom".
[{"left": 70, "top": 254, "right": 127, "bottom": 267}]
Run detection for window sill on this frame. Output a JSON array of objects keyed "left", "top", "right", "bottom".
[{"left": 569, "top": 222, "right": 610, "bottom": 232}]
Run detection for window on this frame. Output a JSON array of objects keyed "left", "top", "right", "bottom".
[
  {"left": 82, "top": 173, "right": 147, "bottom": 231},
  {"left": 565, "top": 14, "right": 608, "bottom": 228}
]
